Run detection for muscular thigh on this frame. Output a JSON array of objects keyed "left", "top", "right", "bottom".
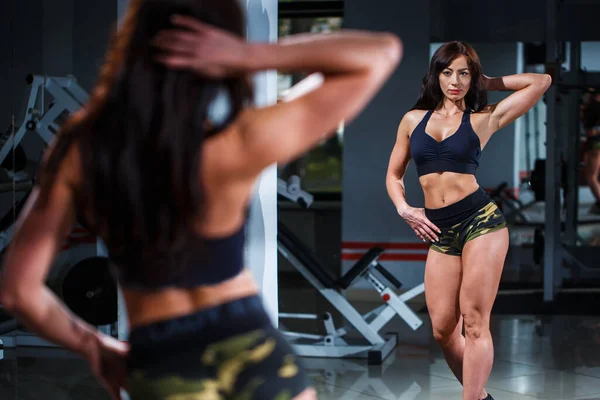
[
  {"left": 586, "top": 149, "right": 600, "bottom": 175},
  {"left": 425, "top": 250, "right": 462, "bottom": 334},
  {"left": 459, "top": 228, "right": 508, "bottom": 319}
]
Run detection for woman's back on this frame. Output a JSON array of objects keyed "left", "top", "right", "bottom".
[
  {"left": 0, "top": 1, "right": 402, "bottom": 398},
  {"left": 116, "top": 123, "right": 263, "bottom": 327}
]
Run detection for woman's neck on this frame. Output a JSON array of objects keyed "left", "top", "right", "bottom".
[{"left": 435, "top": 98, "right": 466, "bottom": 117}]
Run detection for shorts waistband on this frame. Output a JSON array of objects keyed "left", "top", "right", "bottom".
[
  {"left": 425, "top": 187, "right": 491, "bottom": 227},
  {"left": 128, "top": 295, "right": 270, "bottom": 351},
  {"left": 588, "top": 134, "right": 600, "bottom": 143}
]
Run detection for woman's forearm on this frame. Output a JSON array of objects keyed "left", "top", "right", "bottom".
[
  {"left": 249, "top": 31, "right": 402, "bottom": 75},
  {"left": 485, "top": 73, "right": 551, "bottom": 92},
  {"left": 8, "top": 287, "right": 98, "bottom": 356},
  {"left": 386, "top": 175, "right": 410, "bottom": 213}
]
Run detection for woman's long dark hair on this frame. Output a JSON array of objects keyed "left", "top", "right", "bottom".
[
  {"left": 39, "top": 0, "right": 252, "bottom": 283},
  {"left": 412, "top": 41, "right": 487, "bottom": 112}
]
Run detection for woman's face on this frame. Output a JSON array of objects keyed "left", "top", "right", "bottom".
[{"left": 439, "top": 55, "right": 471, "bottom": 101}]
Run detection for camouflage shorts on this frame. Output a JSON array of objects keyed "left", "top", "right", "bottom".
[
  {"left": 126, "top": 296, "right": 309, "bottom": 400},
  {"left": 426, "top": 190, "right": 507, "bottom": 256},
  {"left": 588, "top": 136, "right": 600, "bottom": 150}
]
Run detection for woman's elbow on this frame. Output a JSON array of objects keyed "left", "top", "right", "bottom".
[
  {"left": 0, "top": 289, "right": 18, "bottom": 313},
  {"left": 386, "top": 169, "right": 403, "bottom": 186},
  {"left": 382, "top": 33, "right": 403, "bottom": 67},
  {"left": 539, "top": 74, "right": 552, "bottom": 90},
  {"left": 0, "top": 285, "right": 31, "bottom": 314}
]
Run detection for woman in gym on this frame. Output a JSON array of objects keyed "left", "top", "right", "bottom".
[
  {"left": 580, "top": 90, "right": 600, "bottom": 214},
  {"left": 386, "top": 41, "right": 550, "bottom": 400},
  {"left": 0, "top": 1, "right": 402, "bottom": 399}
]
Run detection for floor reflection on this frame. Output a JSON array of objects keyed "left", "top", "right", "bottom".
[{"left": 1, "top": 313, "right": 600, "bottom": 399}]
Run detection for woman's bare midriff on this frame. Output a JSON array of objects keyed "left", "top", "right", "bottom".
[
  {"left": 419, "top": 172, "right": 480, "bottom": 209},
  {"left": 122, "top": 268, "right": 260, "bottom": 329}
]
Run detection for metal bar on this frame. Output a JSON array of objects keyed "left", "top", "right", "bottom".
[
  {"left": 399, "top": 282, "right": 425, "bottom": 301},
  {"left": 35, "top": 102, "right": 66, "bottom": 144},
  {"left": 565, "top": 42, "right": 582, "bottom": 246},
  {"left": 45, "top": 78, "right": 84, "bottom": 113},
  {"left": 292, "top": 343, "right": 374, "bottom": 358},
  {"left": 279, "top": 1, "right": 344, "bottom": 18},
  {"left": 369, "top": 284, "right": 425, "bottom": 333},
  {"left": 557, "top": 72, "right": 600, "bottom": 89},
  {"left": 0, "top": 319, "right": 19, "bottom": 335},
  {"left": 534, "top": 105, "right": 541, "bottom": 161},
  {"left": 64, "top": 77, "right": 90, "bottom": 105},
  {"left": 544, "top": 0, "right": 560, "bottom": 302},
  {"left": 0, "top": 180, "right": 33, "bottom": 193},
  {"left": 279, "top": 313, "right": 319, "bottom": 320},
  {"left": 0, "top": 80, "right": 43, "bottom": 165},
  {"left": 280, "top": 331, "right": 324, "bottom": 340},
  {"left": 380, "top": 288, "right": 423, "bottom": 330},
  {"left": 525, "top": 111, "right": 531, "bottom": 172}
]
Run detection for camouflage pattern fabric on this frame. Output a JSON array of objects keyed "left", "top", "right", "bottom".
[
  {"left": 589, "top": 140, "right": 600, "bottom": 150},
  {"left": 429, "top": 201, "right": 507, "bottom": 256},
  {"left": 126, "top": 328, "right": 305, "bottom": 400}
]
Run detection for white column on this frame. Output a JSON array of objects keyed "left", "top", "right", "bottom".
[
  {"left": 244, "top": 0, "right": 279, "bottom": 326},
  {"left": 116, "top": 0, "right": 129, "bottom": 341}
]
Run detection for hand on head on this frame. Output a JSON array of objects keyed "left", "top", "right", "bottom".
[{"left": 152, "top": 15, "right": 251, "bottom": 78}]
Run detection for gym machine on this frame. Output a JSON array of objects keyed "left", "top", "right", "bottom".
[
  {"left": 277, "top": 176, "right": 424, "bottom": 364},
  {"left": 0, "top": 74, "right": 88, "bottom": 168},
  {"left": 540, "top": 0, "right": 600, "bottom": 301},
  {"left": 0, "top": 74, "right": 123, "bottom": 350}
]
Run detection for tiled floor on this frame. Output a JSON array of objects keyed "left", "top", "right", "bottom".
[{"left": 1, "top": 312, "right": 600, "bottom": 399}]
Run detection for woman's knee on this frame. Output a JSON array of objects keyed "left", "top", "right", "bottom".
[
  {"left": 462, "top": 309, "right": 489, "bottom": 340},
  {"left": 431, "top": 319, "right": 461, "bottom": 345},
  {"left": 585, "top": 153, "right": 600, "bottom": 174}
]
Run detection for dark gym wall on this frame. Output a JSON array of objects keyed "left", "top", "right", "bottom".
[
  {"left": 0, "top": 0, "right": 119, "bottom": 219},
  {"left": 42, "top": 0, "right": 74, "bottom": 78},
  {"left": 0, "top": 0, "right": 44, "bottom": 216},
  {"left": 341, "top": 0, "right": 432, "bottom": 289},
  {"left": 0, "top": 0, "right": 118, "bottom": 148},
  {"left": 0, "top": 0, "right": 43, "bottom": 133},
  {"left": 73, "top": 0, "right": 118, "bottom": 93},
  {"left": 431, "top": 0, "right": 600, "bottom": 43}
]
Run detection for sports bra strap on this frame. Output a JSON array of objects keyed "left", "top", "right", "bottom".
[
  {"left": 462, "top": 108, "right": 471, "bottom": 122},
  {"left": 423, "top": 109, "right": 434, "bottom": 122},
  {"left": 419, "top": 110, "right": 433, "bottom": 128}
]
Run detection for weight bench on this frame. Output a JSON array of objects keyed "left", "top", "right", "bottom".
[{"left": 278, "top": 221, "right": 424, "bottom": 364}]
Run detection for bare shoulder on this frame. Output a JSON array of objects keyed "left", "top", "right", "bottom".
[
  {"left": 400, "top": 109, "right": 427, "bottom": 138},
  {"left": 40, "top": 137, "right": 83, "bottom": 192},
  {"left": 403, "top": 109, "right": 428, "bottom": 124}
]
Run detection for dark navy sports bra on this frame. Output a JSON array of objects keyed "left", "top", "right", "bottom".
[
  {"left": 77, "top": 197, "right": 248, "bottom": 290},
  {"left": 97, "top": 90, "right": 245, "bottom": 290},
  {"left": 110, "top": 222, "right": 247, "bottom": 290},
  {"left": 409, "top": 109, "right": 481, "bottom": 177}
]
